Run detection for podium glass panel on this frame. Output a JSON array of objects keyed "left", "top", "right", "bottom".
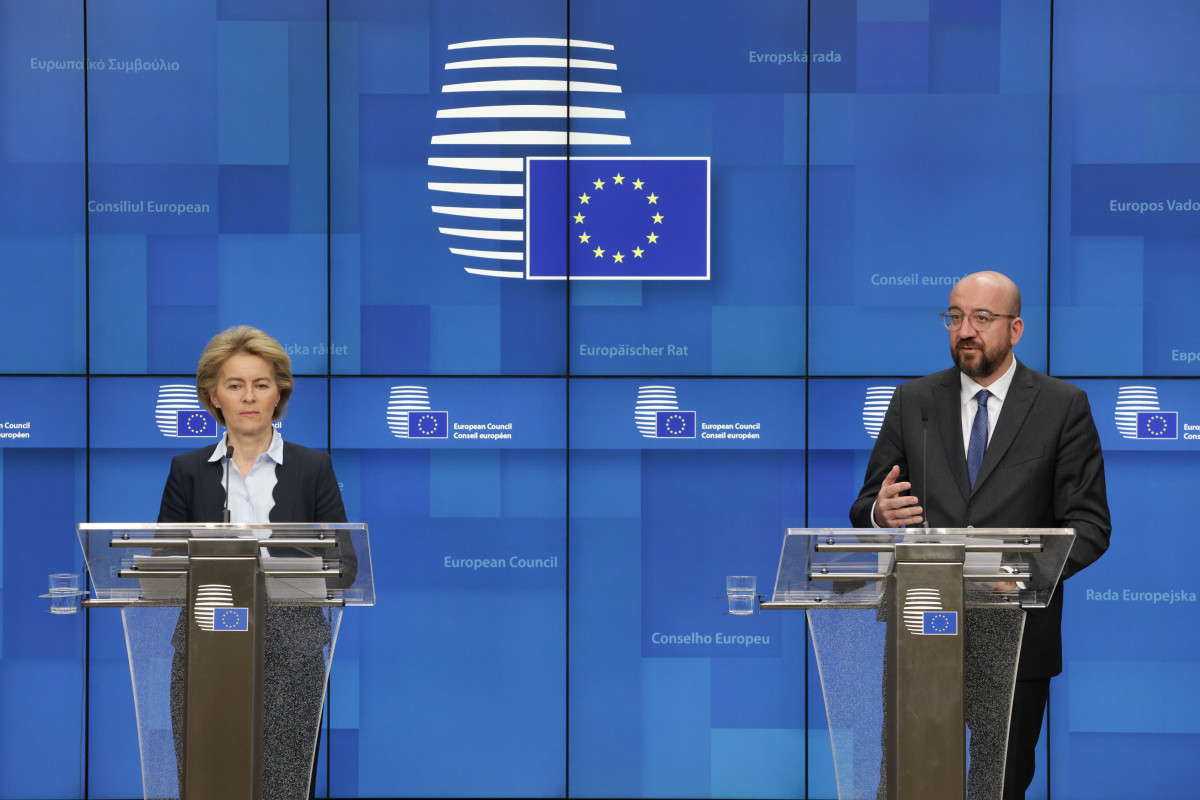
[
  {"left": 78, "top": 523, "right": 373, "bottom": 800},
  {"left": 763, "top": 528, "right": 1073, "bottom": 800}
]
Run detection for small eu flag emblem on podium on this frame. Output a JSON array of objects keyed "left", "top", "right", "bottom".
[
  {"left": 213, "top": 608, "right": 248, "bottom": 631},
  {"left": 922, "top": 611, "right": 958, "bottom": 635}
]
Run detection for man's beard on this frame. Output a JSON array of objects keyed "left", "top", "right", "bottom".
[{"left": 953, "top": 338, "right": 1008, "bottom": 380}]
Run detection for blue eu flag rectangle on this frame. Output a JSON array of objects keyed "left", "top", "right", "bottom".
[
  {"left": 408, "top": 411, "right": 448, "bottom": 438},
  {"left": 655, "top": 410, "right": 696, "bottom": 438},
  {"left": 213, "top": 608, "right": 248, "bottom": 631},
  {"left": 1136, "top": 411, "right": 1178, "bottom": 439},
  {"left": 176, "top": 409, "right": 217, "bottom": 437},
  {"left": 922, "top": 611, "right": 958, "bottom": 635},
  {"left": 526, "top": 157, "right": 710, "bottom": 280}
]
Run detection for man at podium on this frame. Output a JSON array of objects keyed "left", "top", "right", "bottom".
[
  {"left": 159, "top": 325, "right": 351, "bottom": 800},
  {"left": 850, "top": 271, "right": 1111, "bottom": 799}
]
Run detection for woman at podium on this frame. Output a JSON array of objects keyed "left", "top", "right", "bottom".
[{"left": 158, "top": 325, "right": 352, "bottom": 800}]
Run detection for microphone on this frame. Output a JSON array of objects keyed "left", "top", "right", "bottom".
[
  {"left": 222, "top": 445, "right": 233, "bottom": 523},
  {"left": 920, "top": 409, "right": 929, "bottom": 528}
]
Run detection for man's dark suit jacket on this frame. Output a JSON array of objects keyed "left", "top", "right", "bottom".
[{"left": 850, "top": 361, "right": 1111, "bottom": 679}]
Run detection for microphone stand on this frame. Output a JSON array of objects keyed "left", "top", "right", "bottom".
[{"left": 222, "top": 445, "right": 233, "bottom": 523}]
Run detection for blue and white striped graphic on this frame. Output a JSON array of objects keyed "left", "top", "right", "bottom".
[
  {"left": 1115, "top": 385, "right": 1162, "bottom": 439},
  {"left": 430, "top": 37, "right": 632, "bottom": 278},
  {"left": 862, "top": 386, "right": 896, "bottom": 440},
  {"left": 635, "top": 386, "right": 679, "bottom": 438},
  {"left": 193, "top": 584, "right": 235, "bottom": 632}
]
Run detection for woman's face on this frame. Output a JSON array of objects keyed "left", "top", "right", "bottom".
[{"left": 209, "top": 352, "right": 280, "bottom": 441}]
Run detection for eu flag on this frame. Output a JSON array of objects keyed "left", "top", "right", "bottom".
[
  {"left": 176, "top": 409, "right": 217, "bottom": 437},
  {"left": 1136, "top": 411, "right": 1177, "bottom": 439},
  {"left": 655, "top": 410, "right": 696, "bottom": 438},
  {"left": 408, "top": 411, "right": 448, "bottom": 438},
  {"left": 213, "top": 608, "right": 248, "bottom": 631},
  {"left": 922, "top": 611, "right": 958, "bottom": 635},
  {"left": 526, "top": 157, "right": 710, "bottom": 279}
]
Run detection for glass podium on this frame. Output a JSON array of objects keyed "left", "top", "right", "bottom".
[
  {"left": 78, "top": 522, "right": 374, "bottom": 800},
  {"left": 760, "top": 528, "right": 1074, "bottom": 800}
]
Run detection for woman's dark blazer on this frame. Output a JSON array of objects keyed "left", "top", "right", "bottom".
[{"left": 158, "top": 440, "right": 347, "bottom": 526}]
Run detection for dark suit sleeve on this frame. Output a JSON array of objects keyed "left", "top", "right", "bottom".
[
  {"left": 313, "top": 451, "right": 348, "bottom": 524},
  {"left": 850, "top": 387, "right": 910, "bottom": 528},
  {"left": 311, "top": 450, "right": 357, "bottom": 588},
  {"left": 158, "top": 454, "right": 192, "bottom": 523},
  {"left": 1054, "top": 389, "right": 1111, "bottom": 580}
]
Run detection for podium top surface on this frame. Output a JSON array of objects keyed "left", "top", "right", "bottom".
[
  {"left": 78, "top": 521, "right": 365, "bottom": 532},
  {"left": 769, "top": 527, "right": 1075, "bottom": 610},
  {"left": 77, "top": 522, "right": 373, "bottom": 606}
]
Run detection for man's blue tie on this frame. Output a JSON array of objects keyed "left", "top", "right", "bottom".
[{"left": 966, "top": 389, "right": 991, "bottom": 489}]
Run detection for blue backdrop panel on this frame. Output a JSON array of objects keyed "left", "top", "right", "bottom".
[
  {"left": 565, "top": 0, "right": 811, "bottom": 376},
  {"left": 0, "top": 0, "right": 86, "bottom": 374},
  {"left": 84, "top": 2, "right": 330, "bottom": 376},
  {"left": 329, "top": 0, "right": 569, "bottom": 376},
  {"left": 1049, "top": 379, "right": 1200, "bottom": 799},
  {"left": 0, "top": 379, "right": 87, "bottom": 799},
  {"left": 808, "top": 0, "right": 1050, "bottom": 377},
  {"left": 330, "top": 377, "right": 565, "bottom": 796},
  {"left": 1050, "top": 0, "right": 1200, "bottom": 377},
  {"left": 568, "top": 377, "right": 810, "bottom": 797}
]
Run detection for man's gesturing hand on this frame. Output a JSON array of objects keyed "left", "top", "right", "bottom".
[{"left": 873, "top": 464, "right": 924, "bottom": 528}]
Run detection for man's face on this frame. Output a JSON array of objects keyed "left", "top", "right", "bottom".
[{"left": 947, "top": 278, "right": 1023, "bottom": 383}]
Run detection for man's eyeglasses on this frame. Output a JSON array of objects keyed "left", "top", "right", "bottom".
[{"left": 940, "top": 310, "right": 1016, "bottom": 331}]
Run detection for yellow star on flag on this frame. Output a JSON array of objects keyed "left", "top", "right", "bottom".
[
  {"left": 593, "top": 178, "right": 605, "bottom": 190},
  {"left": 613, "top": 173, "right": 625, "bottom": 184},
  {"left": 652, "top": 213, "right": 664, "bottom": 224},
  {"left": 646, "top": 193, "right": 659, "bottom": 204},
  {"left": 574, "top": 213, "right": 585, "bottom": 224},
  {"left": 647, "top": 232, "right": 659, "bottom": 244},
  {"left": 633, "top": 246, "right": 644, "bottom": 258},
  {"left": 613, "top": 252, "right": 625, "bottom": 263},
  {"left": 632, "top": 178, "right": 644, "bottom": 190},
  {"left": 593, "top": 246, "right": 605, "bottom": 258},
  {"left": 579, "top": 192, "right": 591, "bottom": 204},
  {"left": 579, "top": 232, "right": 590, "bottom": 243}
]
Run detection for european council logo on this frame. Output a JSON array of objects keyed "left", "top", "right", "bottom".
[
  {"left": 156, "top": 384, "right": 218, "bottom": 438},
  {"left": 862, "top": 386, "right": 896, "bottom": 440},
  {"left": 387, "top": 386, "right": 449, "bottom": 439},
  {"left": 634, "top": 386, "right": 696, "bottom": 439},
  {"left": 1115, "top": 386, "right": 1176, "bottom": 440},
  {"left": 902, "top": 588, "right": 956, "bottom": 636},
  {"left": 526, "top": 157, "right": 709, "bottom": 279},
  {"left": 428, "top": 37, "right": 710, "bottom": 281},
  {"left": 192, "top": 584, "right": 236, "bottom": 631}
]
